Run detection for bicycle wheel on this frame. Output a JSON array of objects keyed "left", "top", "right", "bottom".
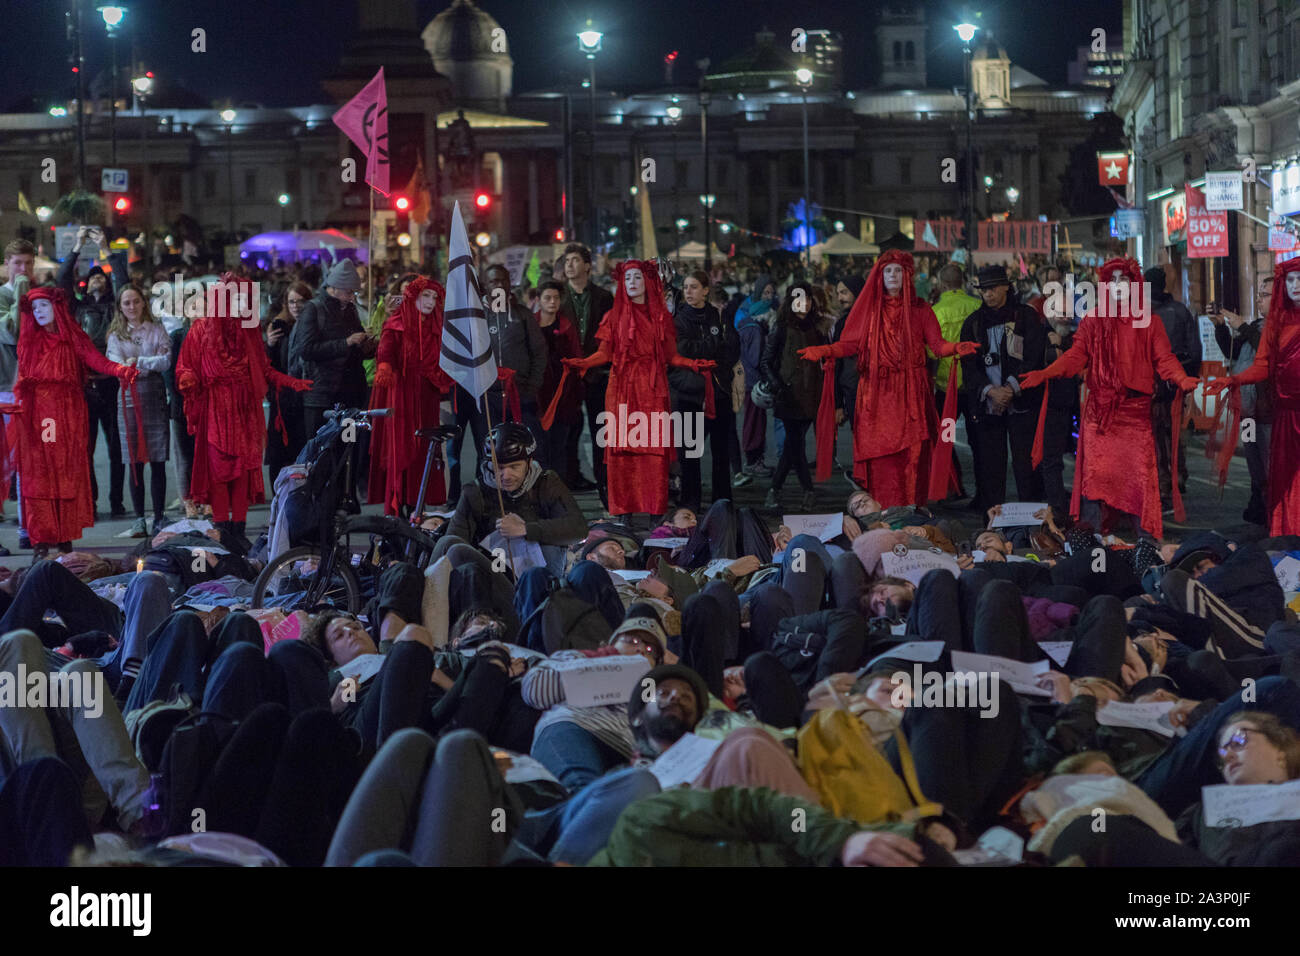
[
  {"left": 343, "top": 514, "right": 440, "bottom": 569},
  {"left": 252, "top": 546, "right": 362, "bottom": 612}
]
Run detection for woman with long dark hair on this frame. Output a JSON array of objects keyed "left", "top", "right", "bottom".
[
  {"left": 265, "top": 280, "right": 312, "bottom": 488},
  {"left": 760, "top": 282, "right": 827, "bottom": 512}
]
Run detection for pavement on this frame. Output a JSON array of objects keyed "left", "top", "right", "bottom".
[{"left": 4, "top": 416, "right": 1258, "bottom": 567}]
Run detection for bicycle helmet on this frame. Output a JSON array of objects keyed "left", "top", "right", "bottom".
[{"left": 483, "top": 422, "right": 537, "bottom": 466}]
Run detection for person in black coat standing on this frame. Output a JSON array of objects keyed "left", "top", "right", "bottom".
[
  {"left": 1145, "top": 265, "right": 1200, "bottom": 509},
  {"left": 669, "top": 270, "right": 740, "bottom": 512},
  {"left": 959, "top": 266, "right": 1049, "bottom": 511},
  {"left": 557, "top": 244, "right": 615, "bottom": 503},
  {"left": 760, "top": 282, "right": 827, "bottom": 512},
  {"left": 288, "top": 259, "right": 378, "bottom": 438}
]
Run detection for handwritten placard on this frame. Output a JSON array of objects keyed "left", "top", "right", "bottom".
[
  {"left": 1039, "top": 642, "right": 1073, "bottom": 668},
  {"left": 643, "top": 538, "right": 689, "bottom": 549},
  {"left": 783, "top": 513, "right": 845, "bottom": 543},
  {"left": 649, "top": 733, "right": 722, "bottom": 788},
  {"left": 860, "top": 640, "right": 946, "bottom": 675},
  {"left": 1095, "top": 700, "right": 1182, "bottom": 738},
  {"left": 880, "top": 547, "right": 960, "bottom": 586},
  {"left": 1201, "top": 779, "right": 1300, "bottom": 828},
  {"left": 551, "top": 654, "right": 651, "bottom": 708},
  {"left": 1273, "top": 554, "right": 1300, "bottom": 593},
  {"left": 480, "top": 531, "right": 548, "bottom": 575},
  {"left": 336, "top": 654, "right": 385, "bottom": 685},
  {"left": 950, "top": 650, "right": 1052, "bottom": 697},
  {"left": 989, "top": 503, "right": 1048, "bottom": 528}
]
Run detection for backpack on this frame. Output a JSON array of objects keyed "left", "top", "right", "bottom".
[
  {"left": 156, "top": 712, "right": 240, "bottom": 837},
  {"left": 797, "top": 705, "right": 942, "bottom": 825},
  {"left": 519, "top": 588, "right": 613, "bottom": 654},
  {"left": 284, "top": 420, "right": 352, "bottom": 546},
  {"left": 123, "top": 683, "right": 197, "bottom": 772},
  {"left": 768, "top": 625, "right": 827, "bottom": 694}
]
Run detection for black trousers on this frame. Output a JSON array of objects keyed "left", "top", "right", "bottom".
[
  {"left": 1040, "top": 403, "right": 1075, "bottom": 516},
  {"left": 0, "top": 757, "right": 94, "bottom": 866},
  {"left": 583, "top": 379, "right": 609, "bottom": 500},
  {"left": 772, "top": 418, "right": 813, "bottom": 493},
  {"left": 86, "top": 377, "right": 124, "bottom": 511},
  {"left": 677, "top": 400, "right": 735, "bottom": 513},
  {"left": 971, "top": 409, "right": 1042, "bottom": 509},
  {"left": 1152, "top": 397, "right": 1188, "bottom": 500}
]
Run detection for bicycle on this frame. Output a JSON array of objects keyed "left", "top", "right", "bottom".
[{"left": 251, "top": 407, "right": 458, "bottom": 613}]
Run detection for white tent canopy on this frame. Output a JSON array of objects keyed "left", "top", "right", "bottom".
[
  {"left": 239, "top": 229, "right": 367, "bottom": 262},
  {"left": 810, "top": 232, "right": 880, "bottom": 259},
  {"left": 663, "top": 240, "right": 726, "bottom": 261}
]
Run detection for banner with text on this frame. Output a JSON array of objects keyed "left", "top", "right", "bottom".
[{"left": 1186, "top": 184, "right": 1228, "bottom": 258}]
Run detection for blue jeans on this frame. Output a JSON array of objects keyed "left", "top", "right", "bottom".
[
  {"left": 778, "top": 533, "right": 832, "bottom": 614},
  {"left": 548, "top": 766, "right": 660, "bottom": 865},
  {"left": 531, "top": 721, "right": 627, "bottom": 794}
]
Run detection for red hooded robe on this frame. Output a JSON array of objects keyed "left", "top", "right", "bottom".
[
  {"left": 367, "top": 276, "right": 452, "bottom": 514},
  {"left": 176, "top": 274, "right": 310, "bottom": 510},
  {"left": 1228, "top": 257, "right": 1300, "bottom": 535},
  {"left": 7, "top": 287, "right": 135, "bottom": 545}
]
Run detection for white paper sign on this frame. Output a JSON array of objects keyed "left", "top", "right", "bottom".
[
  {"left": 950, "top": 650, "right": 1052, "bottom": 697},
  {"left": 615, "top": 569, "right": 651, "bottom": 582},
  {"left": 1273, "top": 555, "right": 1300, "bottom": 593},
  {"left": 1095, "top": 700, "right": 1182, "bottom": 738},
  {"left": 649, "top": 732, "right": 722, "bottom": 788},
  {"left": 1201, "top": 779, "right": 1300, "bottom": 828},
  {"left": 1199, "top": 316, "right": 1228, "bottom": 364},
  {"left": 162, "top": 519, "right": 215, "bottom": 534},
  {"left": 783, "top": 513, "right": 845, "bottom": 543},
  {"left": 860, "top": 640, "right": 946, "bottom": 675},
  {"left": 880, "top": 547, "right": 960, "bottom": 586},
  {"left": 480, "top": 531, "right": 547, "bottom": 575},
  {"left": 1039, "top": 641, "right": 1073, "bottom": 667},
  {"left": 989, "top": 502, "right": 1048, "bottom": 527},
  {"left": 644, "top": 537, "right": 689, "bottom": 549},
  {"left": 551, "top": 654, "right": 651, "bottom": 708},
  {"left": 336, "top": 654, "right": 385, "bottom": 685},
  {"left": 702, "top": 558, "right": 734, "bottom": 578},
  {"left": 1204, "top": 171, "right": 1244, "bottom": 211}
]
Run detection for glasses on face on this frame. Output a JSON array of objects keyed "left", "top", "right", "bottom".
[
  {"left": 1217, "top": 728, "right": 1261, "bottom": 761},
  {"left": 616, "top": 634, "right": 655, "bottom": 651}
]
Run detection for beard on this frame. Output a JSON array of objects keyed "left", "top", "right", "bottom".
[{"left": 640, "top": 711, "right": 691, "bottom": 753}]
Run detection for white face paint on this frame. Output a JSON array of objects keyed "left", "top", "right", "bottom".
[
  {"left": 1109, "top": 272, "right": 1131, "bottom": 304},
  {"left": 416, "top": 289, "right": 437, "bottom": 315},
  {"left": 882, "top": 264, "right": 905, "bottom": 295},
  {"left": 624, "top": 268, "right": 645, "bottom": 302},
  {"left": 1287, "top": 271, "right": 1300, "bottom": 306},
  {"left": 32, "top": 298, "right": 55, "bottom": 327}
]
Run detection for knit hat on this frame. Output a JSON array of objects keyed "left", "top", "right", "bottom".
[
  {"left": 626, "top": 663, "right": 710, "bottom": 727},
  {"left": 85, "top": 265, "right": 107, "bottom": 283},
  {"left": 651, "top": 562, "right": 698, "bottom": 609},
  {"left": 1169, "top": 532, "right": 1232, "bottom": 573},
  {"left": 608, "top": 615, "right": 668, "bottom": 656},
  {"left": 323, "top": 258, "right": 361, "bottom": 291}
]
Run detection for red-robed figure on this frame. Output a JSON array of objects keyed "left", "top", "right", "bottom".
[
  {"left": 555, "top": 260, "right": 714, "bottom": 518},
  {"left": 5, "top": 288, "right": 138, "bottom": 554},
  {"left": 1206, "top": 257, "right": 1300, "bottom": 535},
  {"left": 367, "top": 275, "right": 452, "bottom": 514},
  {"left": 799, "top": 250, "right": 979, "bottom": 507},
  {"left": 1019, "top": 257, "right": 1199, "bottom": 539},
  {"left": 176, "top": 273, "right": 312, "bottom": 535}
]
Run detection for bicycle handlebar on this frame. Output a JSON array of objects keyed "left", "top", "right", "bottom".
[{"left": 325, "top": 407, "right": 390, "bottom": 421}]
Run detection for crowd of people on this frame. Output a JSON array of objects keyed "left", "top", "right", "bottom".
[{"left": 0, "top": 226, "right": 1298, "bottom": 868}]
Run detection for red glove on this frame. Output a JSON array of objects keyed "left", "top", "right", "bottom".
[
  {"left": 953, "top": 341, "right": 980, "bottom": 358},
  {"left": 798, "top": 345, "right": 836, "bottom": 362},
  {"left": 177, "top": 371, "right": 199, "bottom": 392},
  {"left": 117, "top": 365, "right": 140, "bottom": 386},
  {"left": 1017, "top": 369, "right": 1047, "bottom": 391},
  {"left": 1204, "top": 376, "right": 1233, "bottom": 396},
  {"left": 290, "top": 378, "right": 314, "bottom": 393},
  {"left": 692, "top": 359, "right": 716, "bottom": 372},
  {"left": 373, "top": 363, "right": 395, "bottom": 390},
  {"left": 497, "top": 367, "right": 516, "bottom": 381},
  {"left": 1177, "top": 376, "right": 1200, "bottom": 392}
]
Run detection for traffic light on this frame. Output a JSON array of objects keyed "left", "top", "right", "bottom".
[
  {"left": 111, "top": 196, "right": 131, "bottom": 224},
  {"left": 554, "top": 227, "right": 565, "bottom": 242},
  {"left": 474, "top": 191, "right": 491, "bottom": 212},
  {"left": 392, "top": 194, "right": 411, "bottom": 235}
]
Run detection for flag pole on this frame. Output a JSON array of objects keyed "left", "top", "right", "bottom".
[
  {"left": 367, "top": 187, "right": 375, "bottom": 309},
  {"left": 481, "top": 394, "right": 517, "bottom": 578}
]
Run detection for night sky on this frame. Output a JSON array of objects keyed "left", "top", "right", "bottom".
[{"left": 2, "top": 0, "right": 1122, "bottom": 111}]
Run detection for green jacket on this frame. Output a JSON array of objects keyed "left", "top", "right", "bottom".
[
  {"left": 589, "top": 786, "right": 915, "bottom": 867},
  {"left": 930, "top": 289, "right": 981, "bottom": 391}
]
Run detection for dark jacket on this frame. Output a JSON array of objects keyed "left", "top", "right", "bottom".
[
  {"left": 761, "top": 315, "right": 826, "bottom": 422},
  {"left": 958, "top": 296, "right": 1048, "bottom": 418},
  {"left": 538, "top": 314, "right": 584, "bottom": 424},
  {"left": 1151, "top": 292, "right": 1200, "bottom": 382},
  {"left": 1197, "top": 544, "right": 1286, "bottom": 638},
  {"left": 166, "top": 325, "right": 190, "bottom": 422},
  {"left": 57, "top": 248, "right": 127, "bottom": 356},
  {"left": 446, "top": 468, "right": 587, "bottom": 547},
  {"left": 266, "top": 319, "right": 304, "bottom": 449},
  {"left": 486, "top": 298, "right": 547, "bottom": 404},
  {"left": 669, "top": 302, "right": 739, "bottom": 409},
  {"left": 289, "top": 291, "right": 370, "bottom": 409},
  {"left": 1177, "top": 802, "right": 1300, "bottom": 866},
  {"left": 560, "top": 281, "right": 615, "bottom": 390},
  {"left": 831, "top": 310, "right": 860, "bottom": 414}
]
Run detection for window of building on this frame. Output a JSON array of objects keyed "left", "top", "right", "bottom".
[
  {"left": 899, "top": 157, "right": 911, "bottom": 185},
  {"left": 244, "top": 170, "right": 257, "bottom": 199},
  {"left": 164, "top": 173, "right": 182, "bottom": 203},
  {"left": 285, "top": 169, "right": 300, "bottom": 195},
  {"left": 893, "top": 41, "right": 902, "bottom": 62},
  {"left": 864, "top": 157, "right": 874, "bottom": 182},
  {"left": 602, "top": 160, "right": 615, "bottom": 188},
  {"left": 786, "top": 160, "right": 801, "bottom": 188},
  {"left": 716, "top": 160, "right": 729, "bottom": 187},
  {"left": 676, "top": 160, "right": 689, "bottom": 188},
  {"left": 1236, "top": 37, "right": 1249, "bottom": 101},
  {"left": 1168, "top": 33, "right": 1183, "bottom": 138},
  {"left": 905, "top": 41, "right": 915, "bottom": 62},
  {"left": 203, "top": 171, "right": 217, "bottom": 199}
]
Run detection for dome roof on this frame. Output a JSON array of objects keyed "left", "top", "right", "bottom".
[{"left": 423, "top": 0, "right": 511, "bottom": 62}]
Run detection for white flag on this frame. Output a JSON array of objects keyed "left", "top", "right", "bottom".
[
  {"left": 922, "top": 221, "right": 939, "bottom": 249},
  {"left": 439, "top": 202, "right": 497, "bottom": 399}
]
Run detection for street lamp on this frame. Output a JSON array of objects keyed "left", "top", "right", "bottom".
[
  {"left": 36, "top": 206, "right": 53, "bottom": 222},
  {"left": 221, "top": 109, "right": 237, "bottom": 235},
  {"left": 278, "top": 193, "right": 291, "bottom": 206},
  {"left": 48, "top": 106, "right": 68, "bottom": 118},
  {"left": 699, "top": 59, "right": 712, "bottom": 271},
  {"left": 1005, "top": 185, "right": 1020, "bottom": 208},
  {"left": 577, "top": 21, "right": 603, "bottom": 247},
  {"left": 666, "top": 102, "right": 682, "bottom": 242},
  {"left": 795, "top": 68, "right": 814, "bottom": 266},
  {"left": 99, "top": 4, "right": 127, "bottom": 165},
  {"left": 954, "top": 18, "right": 979, "bottom": 260}
]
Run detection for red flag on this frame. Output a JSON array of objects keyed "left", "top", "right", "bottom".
[
  {"left": 1017, "top": 252, "right": 1028, "bottom": 277},
  {"left": 1097, "top": 152, "right": 1129, "bottom": 187},
  {"left": 332, "top": 68, "right": 390, "bottom": 195}
]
